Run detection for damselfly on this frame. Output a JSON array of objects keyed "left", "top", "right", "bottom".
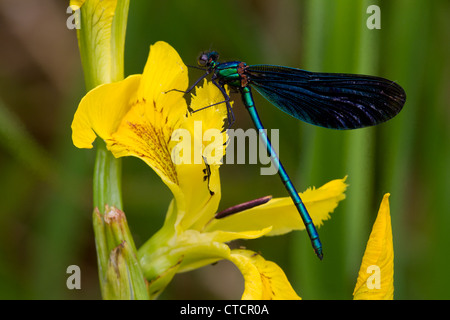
[{"left": 176, "top": 51, "right": 406, "bottom": 260}]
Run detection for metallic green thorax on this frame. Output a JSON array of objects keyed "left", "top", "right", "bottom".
[{"left": 214, "top": 61, "right": 244, "bottom": 87}]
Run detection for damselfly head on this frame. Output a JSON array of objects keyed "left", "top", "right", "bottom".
[{"left": 198, "top": 51, "right": 219, "bottom": 68}]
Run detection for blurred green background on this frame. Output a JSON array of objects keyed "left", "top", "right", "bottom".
[{"left": 0, "top": 0, "right": 448, "bottom": 299}]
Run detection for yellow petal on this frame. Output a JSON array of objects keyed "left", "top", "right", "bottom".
[
  {"left": 353, "top": 193, "right": 394, "bottom": 300},
  {"left": 137, "top": 41, "right": 188, "bottom": 109},
  {"left": 167, "top": 230, "right": 232, "bottom": 273},
  {"left": 229, "top": 249, "right": 301, "bottom": 300},
  {"left": 205, "top": 177, "right": 347, "bottom": 236},
  {"left": 107, "top": 85, "right": 187, "bottom": 187},
  {"left": 71, "top": 74, "right": 141, "bottom": 149},
  {"left": 177, "top": 81, "right": 230, "bottom": 230},
  {"left": 189, "top": 80, "right": 229, "bottom": 140},
  {"left": 188, "top": 80, "right": 229, "bottom": 164},
  {"left": 207, "top": 227, "right": 272, "bottom": 244}
]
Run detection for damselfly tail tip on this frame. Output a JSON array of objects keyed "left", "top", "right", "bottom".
[
  {"left": 311, "top": 238, "right": 323, "bottom": 260},
  {"left": 315, "top": 249, "right": 323, "bottom": 261}
]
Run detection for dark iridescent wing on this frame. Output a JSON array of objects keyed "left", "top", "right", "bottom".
[{"left": 246, "top": 65, "right": 406, "bottom": 129}]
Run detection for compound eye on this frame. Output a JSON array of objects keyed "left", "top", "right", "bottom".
[{"left": 198, "top": 53, "right": 208, "bottom": 67}]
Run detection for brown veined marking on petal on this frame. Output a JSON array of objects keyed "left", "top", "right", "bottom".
[
  {"left": 132, "top": 122, "right": 176, "bottom": 182},
  {"left": 250, "top": 251, "right": 275, "bottom": 300},
  {"left": 113, "top": 98, "right": 179, "bottom": 185},
  {"left": 154, "top": 99, "right": 175, "bottom": 169},
  {"left": 148, "top": 99, "right": 178, "bottom": 185},
  {"left": 167, "top": 116, "right": 183, "bottom": 145},
  {"left": 260, "top": 273, "right": 275, "bottom": 300}
]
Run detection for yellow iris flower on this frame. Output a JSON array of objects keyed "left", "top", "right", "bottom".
[{"left": 71, "top": 40, "right": 392, "bottom": 300}]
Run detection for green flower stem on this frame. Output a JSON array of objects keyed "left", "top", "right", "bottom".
[
  {"left": 93, "top": 140, "right": 123, "bottom": 210},
  {"left": 75, "top": 0, "right": 148, "bottom": 299}
]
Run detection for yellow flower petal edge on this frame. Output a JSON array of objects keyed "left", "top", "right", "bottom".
[
  {"left": 353, "top": 193, "right": 394, "bottom": 300},
  {"left": 171, "top": 80, "right": 229, "bottom": 231},
  {"left": 205, "top": 177, "right": 347, "bottom": 236},
  {"left": 229, "top": 249, "right": 301, "bottom": 300},
  {"left": 69, "top": 0, "right": 86, "bottom": 10},
  {"left": 72, "top": 74, "right": 141, "bottom": 149}
]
